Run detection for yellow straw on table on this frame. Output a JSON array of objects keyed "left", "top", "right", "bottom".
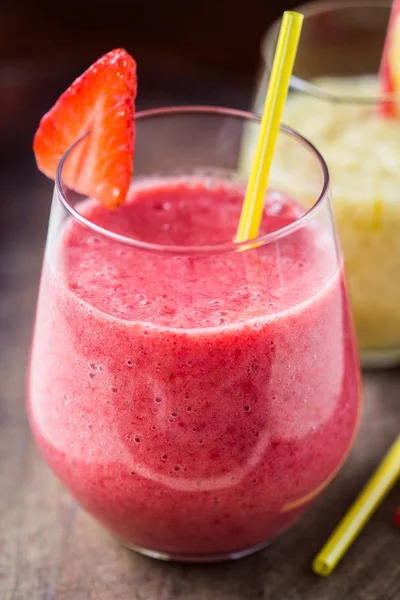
[
  {"left": 313, "top": 433, "right": 400, "bottom": 576},
  {"left": 235, "top": 11, "right": 303, "bottom": 243}
]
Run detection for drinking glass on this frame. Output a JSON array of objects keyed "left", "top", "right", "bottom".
[
  {"left": 257, "top": 0, "right": 400, "bottom": 367},
  {"left": 28, "top": 107, "right": 361, "bottom": 562}
]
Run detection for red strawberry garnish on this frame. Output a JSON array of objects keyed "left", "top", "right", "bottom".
[
  {"left": 34, "top": 48, "right": 137, "bottom": 208},
  {"left": 395, "top": 506, "right": 400, "bottom": 527},
  {"left": 379, "top": 0, "right": 400, "bottom": 118}
]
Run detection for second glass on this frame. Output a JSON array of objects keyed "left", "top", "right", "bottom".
[
  {"left": 257, "top": 0, "right": 400, "bottom": 367},
  {"left": 28, "top": 108, "right": 360, "bottom": 562}
]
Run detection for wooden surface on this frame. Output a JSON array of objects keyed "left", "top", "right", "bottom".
[{"left": 1, "top": 89, "right": 400, "bottom": 599}]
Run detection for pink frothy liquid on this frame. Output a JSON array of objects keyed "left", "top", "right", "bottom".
[{"left": 28, "top": 177, "right": 360, "bottom": 558}]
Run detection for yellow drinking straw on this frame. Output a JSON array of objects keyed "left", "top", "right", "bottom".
[
  {"left": 313, "top": 433, "right": 400, "bottom": 576},
  {"left": 235, "top": 11, "right": 304, "bottom": 243}
]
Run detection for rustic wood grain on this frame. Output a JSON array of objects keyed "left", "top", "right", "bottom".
[{"left": 1, "top": 95, "right": 400, "bottom": 600}]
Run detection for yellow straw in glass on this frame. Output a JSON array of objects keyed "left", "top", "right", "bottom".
[
  {"left": 313, "top": 433, "right": 400, "bottom": 576},
  {"left": 235, "top": 11, "right": 304, "bottom": 243}
]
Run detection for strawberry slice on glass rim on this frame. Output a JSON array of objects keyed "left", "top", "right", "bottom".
[{"left": 34, "top": 48, "right": 137, "bottom": 208}]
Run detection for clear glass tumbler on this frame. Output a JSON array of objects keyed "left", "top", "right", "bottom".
[
  {"left": 256, "top": 0, "right": 400, "bottom": 368},
  {"left": 28, "top": 107, "right": 361, "bottom": 562}
]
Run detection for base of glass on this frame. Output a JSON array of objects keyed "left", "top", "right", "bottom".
[
  {"left": 361, "top": 348, "right": 400, "bottom": 369},
  {"left": 122, "top": 538, "right": 271, "bottom": 563}
]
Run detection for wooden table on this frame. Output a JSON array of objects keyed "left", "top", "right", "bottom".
[{"left": 1, "top": 133, "right": 400, "bottom": 600}]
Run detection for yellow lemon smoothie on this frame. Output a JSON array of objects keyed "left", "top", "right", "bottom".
[{"left": 246, "top": 75, "right": 400, "bottom": 364}]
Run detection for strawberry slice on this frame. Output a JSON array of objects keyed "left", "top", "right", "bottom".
[
  {"left": 379, "top": 0, "right": 400, "bottom": 118},
  {"left": 34, "top": 48, "right": 137, "bottom": 207}
]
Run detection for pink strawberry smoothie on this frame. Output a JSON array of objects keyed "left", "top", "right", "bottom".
[{"left": 28, "top": 176, "right": 360, "bottom": 558}]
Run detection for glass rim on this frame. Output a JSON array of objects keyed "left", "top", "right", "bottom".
[
  {"left": 55, "top": 105, "right": 330, "bottom": 255},
  {"left": 262, "top": 0, "right": 398, "bottom": 106}
]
